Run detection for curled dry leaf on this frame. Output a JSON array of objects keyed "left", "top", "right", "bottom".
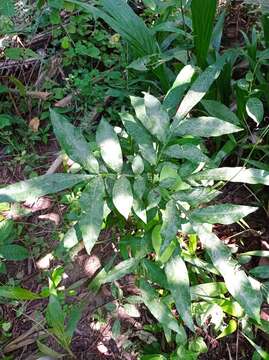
[
  {"left": 54, "top": 94, "right": 73, "bottom": 108},
  {"left": 29, "top": 117, "right": 40, "bottom": 132}
]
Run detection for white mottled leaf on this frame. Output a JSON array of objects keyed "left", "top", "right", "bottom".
[
  {"left": 0, "top": 174, "right": 91, "bottom": 203},
  {"left": 195, "top": 224, "right": 262, "bottom": 322},
  {"left": 165, "top": 254, "right": 195, "bottom": 331},
  {"left": 190, "top": 204, "right": 258, "bottom": 225},
  {"left": 96, "top": 118, "right": 123, "bottom": 172},
  {"left": 190, "top": 167, "right": 269, "bottom": 185},
  {"left": 113, "top": 176, "right": 133, "bottom": 219},
  {"left": 173, "top": 117, "right": 242, "bottom": 137},
  {"left": 246, "top": 97, "right": 264, "bottom": 125},
  {"left": 50, "top": 109, "right": 99, "bottom": 173},
  {"left": 173, "top": 57, "right": 226, "bottom": 122},
  {"left": 164, "top": 144, "right": 209, "bottom": 163}
]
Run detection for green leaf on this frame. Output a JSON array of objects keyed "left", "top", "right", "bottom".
[
  {"left": 121, "top": 112, "right": 156, "bottom": 165},
  {"left": 141, "top": 258, "right": 168, "bottom": 289},
  {"left": 0, "top": 173, "right": 91, "bottom": 203},
  {"left": 152, "top": 225, "right": 177, "bottom": 264},
  {"left": 143, "top": 93, "right": 170, "bottom": 142},
  {"left": 0, "top": 220, "right": 14, "bottom": 242},
  {"left": 249, "top": 266, "right": 269, "bottom": 279},
  {"left": 191, "top": 0, "right": 217, "bottom": 68},
  {"left": 37, "top": 341, "right": 64, "bottom": 358},
  {"left": 0, "top": 286, "right": 41, "bottom": 300},
  {"left": 50, "top": 109, "right": 99, "bottom": 173},
  {"left": 190, "top": 282, "right": 227, "bottom": 301},
  {"left": 96, "top": 118, "right": 123, "bottom": 172},
  {"left": 190, "top": 167, "right": 269, "bottom": 185},
  {"left": 173, "top": 117, "right": 242, "bottom": 137},
  {"left": 164, "top": 144, "right": 209, "bottom": 163},
  {"left": 113, "top": 176, "right": 133, "bottom": 219},
  {"left": 160, "top": 200, "right": 180, "bottom": 254},
  {"left": 89, "top": 258, "right": 139, "bottom": 293},
  {"left": 132, "top": 155, "right": 144, "bottom": 175},
  {"left": 202, "top": 100, "right": 241, "bottom": 125},
  {"left": 0, "top": 0, "right": 15, "bottom": 16},
  {"left": 79, "top": 177, "right": 104, "bottom": 255},
  {"left": 239, "top": 251, "right": 269, "bottom": 258},
  {"left": 195, "top": 225, "right": 262, "bottom": 322},
  {"left": 165, "top": 254, "right": 195, "bottom": 331},
  {"left": 190, "top": 204, "right": 258, "bottom": 225},
  {"left": 47, "top": 295, "right": 66, "bottom": 341},
  {"left": 163, "top": 65, "right": 196, "bottom": 116},
  {"left": 173, "top": 57, "right": 226, "bottom": 122},
  {"left": 131, "top": 95, "right": 168, "bottom": 142},
  {"left": 217, "top": 319, "right": 237, "bottom": 339},
  {"left": 0, "top": 115, "right": 13, "bottom": 129},
  {"left": 189, "top": 337, "right": 208, "bottom": 354},
  {"left": 66, "top": 305, "right": 83, "bottom": 341},
  {"left": 246, "top": 97, "right": 264, "bottom": 125},
  {"left": 0, "top": 245, "right": 28, "bottom": 260},
  {"left": 243, "top": 334, "right": 269, "bottom": 360},
  {"left": 173, "top": 187, "right": 221, "bottom": 207},
  {"left": 139, "top": 279, "right": 182, "bottom": 334}
]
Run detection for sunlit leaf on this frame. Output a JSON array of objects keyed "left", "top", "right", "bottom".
[
  {"left": 190, "top": 204, "right": 258, "bottom": 225},
  {"left": 195, "top": 225, "right": 262, "bottom": 322},
  {"left": 96, "top": 118, "right": 123, "bottom": 172},
  {"left": 0, "top": 174, "right": 91, "bottom": 203},
  {"left": 113, "top": 176, "right": 133, "bottom": 219},
  {"left": 190, "top": 167, "right": 269, "bottom": 185},
  {"left": 50, "top": 109, "right": 99, "bottom": 173},
  {"left": 173, "top": 117, "right": 242, "bottom": 138},
  {"left": 246, "top": 97, "right": 264, "bottom": 125},
  {"left": 165, "top": 254, "right": 195, "bottom": 331},
  {"left": 173, "top": 57, "right": 226, "bottom": 122}
]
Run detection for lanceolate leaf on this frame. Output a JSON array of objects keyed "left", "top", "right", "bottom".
[
  {"left": 190, "top": 204, "right": 258, "bottom": 225},
  {"left": 131, "top": 95, "right": 169, "bottom": 142},
  {"left": 173, "top": 117, "right": 242, "bottom": 137},
  {"left": 144, "top": 93, "right": 170, "bottom": 142},
  {"left": 79, "top": 177, "right": 105, "bottom": 255},
  {"left": 50, "top": 109, "right": 99, "bottom": 173},
  {"left": 121, "top": 112, "right": 157, "bottom": 165},
  {"left": 0, "top": 245, "right": 28, "bottom": 260},
  {"left": 173, "top": 57, "right": 226, "bottom": 123},
  {"left": 164, "top": 144, "right": 209, "bottom": 163},
  {"left": 0, "top": 174, "right": 91, "bottom": 203},
  {"left": 113, "top": 176, "right": 133, "bottom": 219},
  {"left": 0, "top": 286, "right": 42, "bottom": 300},
  {"left": 246, "top": 97, "right": 264, "bottom": 125},
  {"left": 202, "top": 100, "right": 241, "bottom": 125},
  {"left": 173, "top": 187, "right": 221, "bottom": 207},
  {"left": 96, "top": 118, "right": 123, "bottom": 172},
  {"left": 160, "top": 200, "right": 180, "bottom": 254},
  {"left": 163, "top": 65, "right": 196, "bottom": 116},
  {"left": 139, "top": 279, "right": 183, "bottom": 334},
  {"left": 191, "top": 0, "right": 217, "bottom": 68},
  {"left": 190, "top": 167, "right": 269, "bottom": 185},
  {"left": 165, "top": 254, "right": 195, "bottom": 331},
  {"left": 195, "top": 225, "right": 262, "bottom": 322},
  {"left": 89, "top": 258, "right": 140, "bottom": 292}
]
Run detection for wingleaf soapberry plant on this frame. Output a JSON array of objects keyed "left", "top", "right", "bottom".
[{"left": 1, "top": 58, "right": 269, "bottom": 357}]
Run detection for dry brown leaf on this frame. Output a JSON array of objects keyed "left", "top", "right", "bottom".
[
  {"left": 54, "top": 94, "right": 73, "bottom": 107},
  {"left": 29, "top": 117, "right": 40, "bottom": 132},
  {"left": 27, "top": 91, "right": 51, "bottom": 100}
]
